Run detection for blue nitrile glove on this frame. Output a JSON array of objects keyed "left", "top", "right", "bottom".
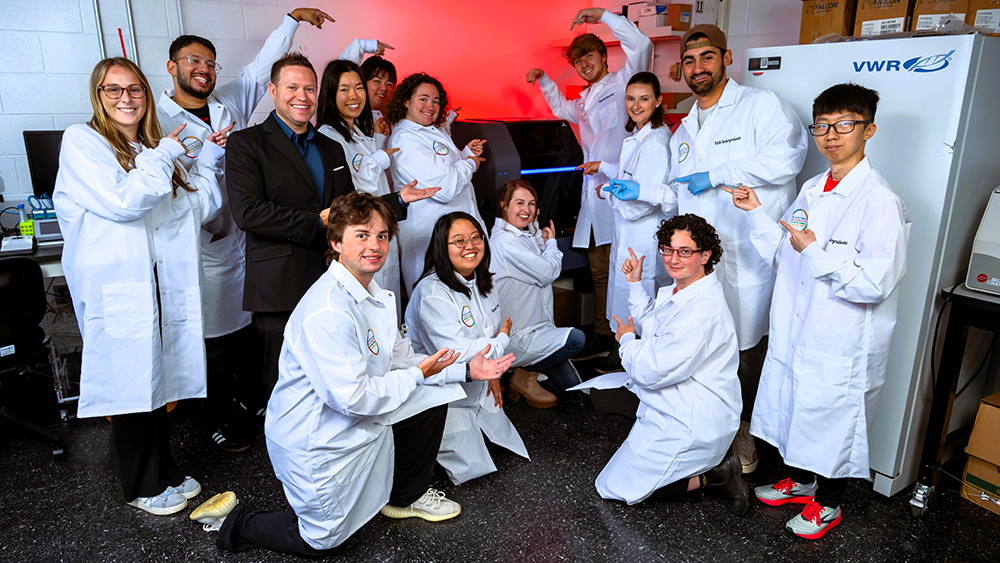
[
  {"left": 676, "top": 172, "right": 714, "bottom": 195},
  {"left": 602, "top": 178, "right": 640, "bottom": 201}
]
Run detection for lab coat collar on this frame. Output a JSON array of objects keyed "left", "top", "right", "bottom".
[
  {"left": 328, "top": 260, "right": 386, "bottom": 305},
  {"left": 630, "top": 121, "right": 656, "bottom": 143},
  {"left": 682, "top": 78, "right": 740, "bottom": 129},
  {"left": 811, "top": 156, "right": 872, "bottom": 199},
  {"left": 394, "top": 118, "right": 435, "bottom": 135},
  {"left": 492, "top": 217, "right": 532, "bottom": 239},
  {"left": 658, "top": 271, "right": 719, "bottom": 308},
  {"left": 157, "top": 88, "right": 222, "bottom": 122}
]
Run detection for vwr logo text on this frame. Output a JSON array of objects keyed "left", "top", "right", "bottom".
[{"left": 853, "top": 50, "right": 955, "bottom": 73}]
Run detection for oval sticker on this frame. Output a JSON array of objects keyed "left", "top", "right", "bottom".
[
  {"left": 367, "top": 328, "right": 379, "bottom": 355},
  {"left": 352, "top": 153, "right": 364, "bottom": 172},
  {"left": 182, "top": 136, "right": 204, "bottom": 158},
  {"left": 433, "top": 141, "right": 450, "bottom": 156},
  {"left": 678, "top": 142, "right": 690, "bottom": 163},
  {"left": 789, "top": 209, "right": 808, "bottom": 231},
  {"left": 460, "top": 305, "right": 475, "bottom": 327}
]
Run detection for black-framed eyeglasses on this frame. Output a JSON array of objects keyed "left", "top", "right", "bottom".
[
  {"left": 808, "top": 120, "right": 871, "bottom": 136},
  {"left": 658, "top": 246, "right": 702, "bottom": 258},
  {"left": 172, "top": 55, "right": 221, "bottom": 73},
  {"left": 449, "top": 234, "right": 485, "bottom": 248},
  {"left": 99, "top": 84, "right": 146, "bottom": 99}
]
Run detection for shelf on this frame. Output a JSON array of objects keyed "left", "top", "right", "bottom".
[{"left": 549, "top": 27, "right": 685, "bottom": 49}]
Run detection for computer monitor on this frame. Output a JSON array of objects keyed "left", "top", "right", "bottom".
[{"left": 23, "top": 131, "right": 64, "bottom": 198}]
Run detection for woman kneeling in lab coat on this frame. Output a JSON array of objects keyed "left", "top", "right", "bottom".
[
  {"left": 573, "top": 214, "right": 749, "bottom": 515},
  {"left": 491, "top": 180, "right": 585, "bottom": 407},
  {"left": 384, "top": 73, "right": 487, "bottom": 295},
  {"left": 54, "top": 57, "right": 226, "bottom": 516},
  {"left": 406, "top": 212, "right": 530, "bottom": 485}
]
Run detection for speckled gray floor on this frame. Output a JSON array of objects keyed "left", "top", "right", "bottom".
[{"left": 2, "top": 369, "right": 999, "bottom": 563}]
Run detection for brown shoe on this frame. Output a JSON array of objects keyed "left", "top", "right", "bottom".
[{"left": 507, "top": 368, "right": 557, "bottom": 408}]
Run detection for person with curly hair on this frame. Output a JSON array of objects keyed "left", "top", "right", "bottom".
[
  {"left": 574, "top": 214, "right": 748, "bottom": 515},
  {"left": 384, "top": 73, "right": 487, "bottom": 294}
]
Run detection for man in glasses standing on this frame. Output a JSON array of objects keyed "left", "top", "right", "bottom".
[
  {"left": 603, "top": 25, "right": 808, "bottom": 477},
  {"left": 157, "top": 7, "right": 333, "bottom": 455}
]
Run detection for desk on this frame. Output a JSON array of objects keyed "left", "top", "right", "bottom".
[
  {"left": 909, "top": 284, "right": 1000, "bottom": 516},
  {"left": 34, "top": 240, "right": 63, "bottom": 279}
]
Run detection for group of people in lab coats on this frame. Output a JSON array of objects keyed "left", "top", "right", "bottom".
[{"left": 49, "top": 1, "right": 908, "bottom": 555}]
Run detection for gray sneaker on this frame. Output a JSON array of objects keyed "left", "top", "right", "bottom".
[
  {"left": 379, "top": 488, "right": 461, "bottom": 522},
  {"left": 785, "top": 501, "right": 842, "bottom": 539},
  {"left": 169, "top": 476, "right": 202, "bottom": 499},
  {"left": 755, "top": 477, "right": 818, "bottom": 506},
  {"left": 127, "top": 488, "right": 188, "bottom": 516}
]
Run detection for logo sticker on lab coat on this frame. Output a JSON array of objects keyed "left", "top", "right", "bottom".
[
  {"left": 461, "top": 305, "right": 475, "bottom": 327},
  {"left": 352, "top": 153, "right": 364, "bottom": 172},
  {"left": 367, "top": 328, "right": 379, "bottom": 355},
  {"left": 678, "top": 142, "right": 690, "bottom": 163},
  {"left": 182, "top": 136, "right": 204, "bottom": 158},
  {"left": 789, "top": 209, "right": 808, "bottom": 230},
  {"left": 433, "top": 141, "right": 450, "bottom": 156}
]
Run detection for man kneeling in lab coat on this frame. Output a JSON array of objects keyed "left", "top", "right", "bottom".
[{"left": 188, "top": 192, "right": 513, "bottom": 556}]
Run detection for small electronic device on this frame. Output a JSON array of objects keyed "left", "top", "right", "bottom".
[
  {"left": 33, "top": 218, "right": 62, "bottom": 242},
  {"left": 0, "top": 235, "right": 36, "bottom": 256},
  {"left": 966, "top": 186, "right": 1000, "bottom": 296}
]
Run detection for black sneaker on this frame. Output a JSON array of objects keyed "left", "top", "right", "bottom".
[
  {"left": 572, "top": 334, "right": 614, "bottom": 362},
  {"left": 212, "top": 424, "right": 252, "bottom": 454}
]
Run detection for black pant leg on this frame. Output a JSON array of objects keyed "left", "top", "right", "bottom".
[
  {"left": 228, "top": 323, "right": 266, "bottom": 413},
  {"left": 388, "top": 404, "right": 448, "bottom": 507},
  {"left": 815, "top": 476, "right": 849, "bottom": 508},
  {"left": 737, "top": 336, "right": 768, "bottom": 422},
  {"left": 217, "top": 505, "right": 341, "bottom": 557},
  {"left": 590, "top": 387, "right": 641, "bottom": 429},
  {"left": 646, "top": 479, "right": 690, "bottom": 502},
  {"left": 787, "top": 465, "right": 816, "bottom": 485},
  {"left": 253, "top": 311, "right": 292, "bottom": 390},
  {"left": 110, "top": 405, "right": 185, "bottom": 501},
  {"left": 204, "top": 333, "right": 234, "bottom": 429}
]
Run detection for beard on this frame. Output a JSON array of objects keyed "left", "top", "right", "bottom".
[
  {"left": 177, "top": 71, "right": 215, "bottom": 100},
  {"left": 685, "top": 70, "right": 723, "bottom": 96}
]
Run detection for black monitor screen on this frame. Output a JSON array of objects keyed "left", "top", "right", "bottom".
[{"left": 23, "top": 130, "right": 64, "bottom": 198}]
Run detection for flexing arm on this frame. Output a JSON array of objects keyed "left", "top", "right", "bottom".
[{"left": 603, "top": 9, "right": 652, "bottom": 76}]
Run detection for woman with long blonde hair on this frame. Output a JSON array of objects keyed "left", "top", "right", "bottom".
[{"left": 54, "top": 57, "right": 228, "bottom": 516}]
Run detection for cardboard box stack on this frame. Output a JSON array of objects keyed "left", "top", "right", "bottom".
[
  {"left": 967, "top": 0, "right": 1000, "bottom": 34},
  {"left": 800, "top": 0, "right": 858, "bottom": 43},
  {"left": 627, "top": 0, "right": 669, "bottom": 22},
  {"left": 962, "top": 392, "right": 1000, "bottom": 516},
  {"left": 854, "top": 0, "right": 915, "bottom": 35},
  {"left": 636, "top": 3, "right": 693, "bottom": 30},
  {"left": 912, "top": 0, "right": 969, "bottom": 30}
]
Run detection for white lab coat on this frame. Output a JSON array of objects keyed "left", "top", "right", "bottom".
[
  {"left": 746, "top": 157, "right": 909, "bottom": 479},
  {"left": 637, "top": 79, "right": 808, "bottom": 350},
  {"left": 317, "top": 123, "right": 401, "bottom": 319},
  {"left": 405, "top": 271, "right": 530, "bottom": 485},
  {"left": 600, "top": 123, "right": 671, "bottom": 330},
  {"left": 573, "top": 273, "right": 741, "bottom": 504},
  {"left": 156, "top": 15, "right": 300, "bottom": 337},
  {"left": 53, "top": 124, "right": 224, "bottom": 418},
  {"left": 490, "top": 218, "right": 573, "bottom": 367},
  {"left": 265, "top": 261, "right": 466, "bottom": 550},
  {"left": 389, "top": 119, "right": 483, "bottom": 294},
  {"left": 537, "top": 10, "right": 652, "bottom": 248}
]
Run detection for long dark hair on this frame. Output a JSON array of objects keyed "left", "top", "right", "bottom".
[
  {"left": 625, "top": 71, "right": 665, "bottom": 133},
  {"left": 417, "top": 212, "right": 493, "bottom": 298},
  {"left": 316, "top": 59, "right": 374, "bottom": 143}
]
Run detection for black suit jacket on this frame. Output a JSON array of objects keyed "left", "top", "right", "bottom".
[{"left": 227, "top": 113, "right": 405, "bottom": 312}]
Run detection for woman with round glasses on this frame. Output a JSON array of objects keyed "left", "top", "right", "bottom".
[
  {"left": 405, "top": 212, "right": 529, "bottom": 485},
  {"left": 576, "top": 214, "right": 748, "bottom": 514},
  {"left": 54, "top": 57, "right": 227, "bottom": 516}
]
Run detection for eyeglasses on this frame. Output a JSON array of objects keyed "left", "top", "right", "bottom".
[
  {"left": 449, "top": 234, "right": 485, "bottom": 248},
  {"left": 808, "top": 120, "right": 871, "bottom": 136},
  {"left": 658, "top": 246, "right": 702, "bottom": 258},
  {"left": 99, "top": 84, "right": 146, "bottom": 99},
  {"left": 172, "top": 55, "right": 221, "bottom": 73}
]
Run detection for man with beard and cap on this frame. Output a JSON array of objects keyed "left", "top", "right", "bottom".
[
  {"left": 602, "top": 24, "right": 808, "bottom": 476},
  {"left": 157, "top": 7, "right": 333, "bottom": 454}
]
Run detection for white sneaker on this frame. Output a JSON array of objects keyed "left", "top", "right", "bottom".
[
  {"left": 169, "top": 476, "right": 202, "bottom": 499},
  {"left": 379, "top": 488, "right": 461, "bottom": 522},
  {"left": 190, "top": 492, "right": 239, "bottom": 532},
  {"left": 127, "top": 488, "right": 188, "bottom": 516},
  {"left": 733, "top": 421, "right": 758, "bottom": 474}
]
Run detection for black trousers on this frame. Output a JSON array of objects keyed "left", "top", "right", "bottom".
[
  {"left": 109, "top": 405, "right": 185, "bottom": 502},
  {"left": 590, "top": 387, "right": 641, "bottom": 429},
  {"left": 218, "top": 404, "right": 449, "bottom": 556},
  {"left": 205, "top": 323, "right": 266, "bottom": 429},
  {"left": 253, "top": 311, "right": 292, "bottom": 389},
  {"left": 788, "top": 466, "right": 849, "bottom": 508},
  {"left": 737, "top": 336, "right": 768, "bottom": 422}
]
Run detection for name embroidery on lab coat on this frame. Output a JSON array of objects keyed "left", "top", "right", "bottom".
[
  {"left": 367, "top": 329, "right": 379, "bottom": 355},
  {"left": 182, "top": 136, "right": 204, "bottom": 158},
  {"left": 461, "top": 305, "right": 475, "bottom": 327},
  {"left": 352, "top": 153, "right": 364, "bottom": 172},
  {"left": 433, "top": 141, "right": 450, "bottom": 156},
  {"left": 678, "top": 142, "right": 690, "bottom": 163},
  {"left": 789, "top": 209, "right": 808, "bottom": 230}
]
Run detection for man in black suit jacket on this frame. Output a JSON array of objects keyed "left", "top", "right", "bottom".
[{"left": 226, "top": 52, "right": 434, "bottom": 388}]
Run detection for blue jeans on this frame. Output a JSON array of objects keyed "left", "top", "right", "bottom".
[{"left": 524, "top": 328, "right": 585, "bottom": 395}]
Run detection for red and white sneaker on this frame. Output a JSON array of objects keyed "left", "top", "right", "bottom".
[
  {"left": 754, "top": 477, "right": 817, "bottom": 506},
  {"left": 785, "top": 501, "right": 842, "bottom": 539}
]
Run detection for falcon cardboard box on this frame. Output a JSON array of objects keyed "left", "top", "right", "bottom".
[
  {"left": 912, "top": 0, "right": 970, "bottom": 30},
  {"left": 800, "top": 0, "right": 858, "bottom": 43},
  {"left": 967, "top": 0, "right": 1000, "bottom": 35},
  {"left": 854, "top": 0, "right": 915, "bottom": 35},
  {"left": 961, "top": 392, "right": 1000, "bottom": 516}
]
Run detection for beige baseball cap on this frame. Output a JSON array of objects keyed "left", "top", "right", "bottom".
[{"left": 680, "top": 24, "right": 728, "bottom": 56}]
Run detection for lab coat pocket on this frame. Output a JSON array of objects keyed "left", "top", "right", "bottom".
[
  {"left": 792, "top": 348, "right": 853, "bottom": 409},
  {"left": 102, "top": 283, "right": 156, "bottom": 339}
]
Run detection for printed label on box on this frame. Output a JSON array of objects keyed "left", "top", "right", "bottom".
[
  {"left": 975, "top": 9, "right": 1000, "bottom": 30},
  {"left": 916, "top": 13, "right": 966, "bottom": 29},
  {"left": 681, "top": 11, "right": 691, "bottom": 22},
  {"left": 0, "top": 345, "right": 14, "bottom": 357},
  {"left": 860, "top": 16, "right": 905, "bottom": 35}
]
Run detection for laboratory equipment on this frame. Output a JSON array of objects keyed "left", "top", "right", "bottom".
[{"left": 966, "top": 186, "right": 1000, "bottom": 296}]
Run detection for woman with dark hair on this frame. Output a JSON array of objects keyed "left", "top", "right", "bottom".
[
  {"left": 574, "top": 214, "right": 748, "bottom": 515},
  {"left": 405, "top": 212, "right": 529, "bottom": 485},
  {"left": 491, "top": 180, "right": 585, "bottom": 407},
  {"left": 578, "top": 71, "right": 671, "bottom": 374},
  {"left": 53, "top": 57, "right": 227, "bottom": 515},
  {"left": 385, "top": 73, "right": 487, "bottom": 294}
]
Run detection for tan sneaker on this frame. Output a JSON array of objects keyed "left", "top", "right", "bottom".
[
  {"left": 379, "top": 489, "right": 461, "bottom": 522},
  {"left": 507, "top": 368, "right": 557, "bottom": 408},
  {"left": 733, "top": 421, "right": 758, "bottom": 474},
  {"left": 190, "top": 491, "right": 238, "bottom": 532}
]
